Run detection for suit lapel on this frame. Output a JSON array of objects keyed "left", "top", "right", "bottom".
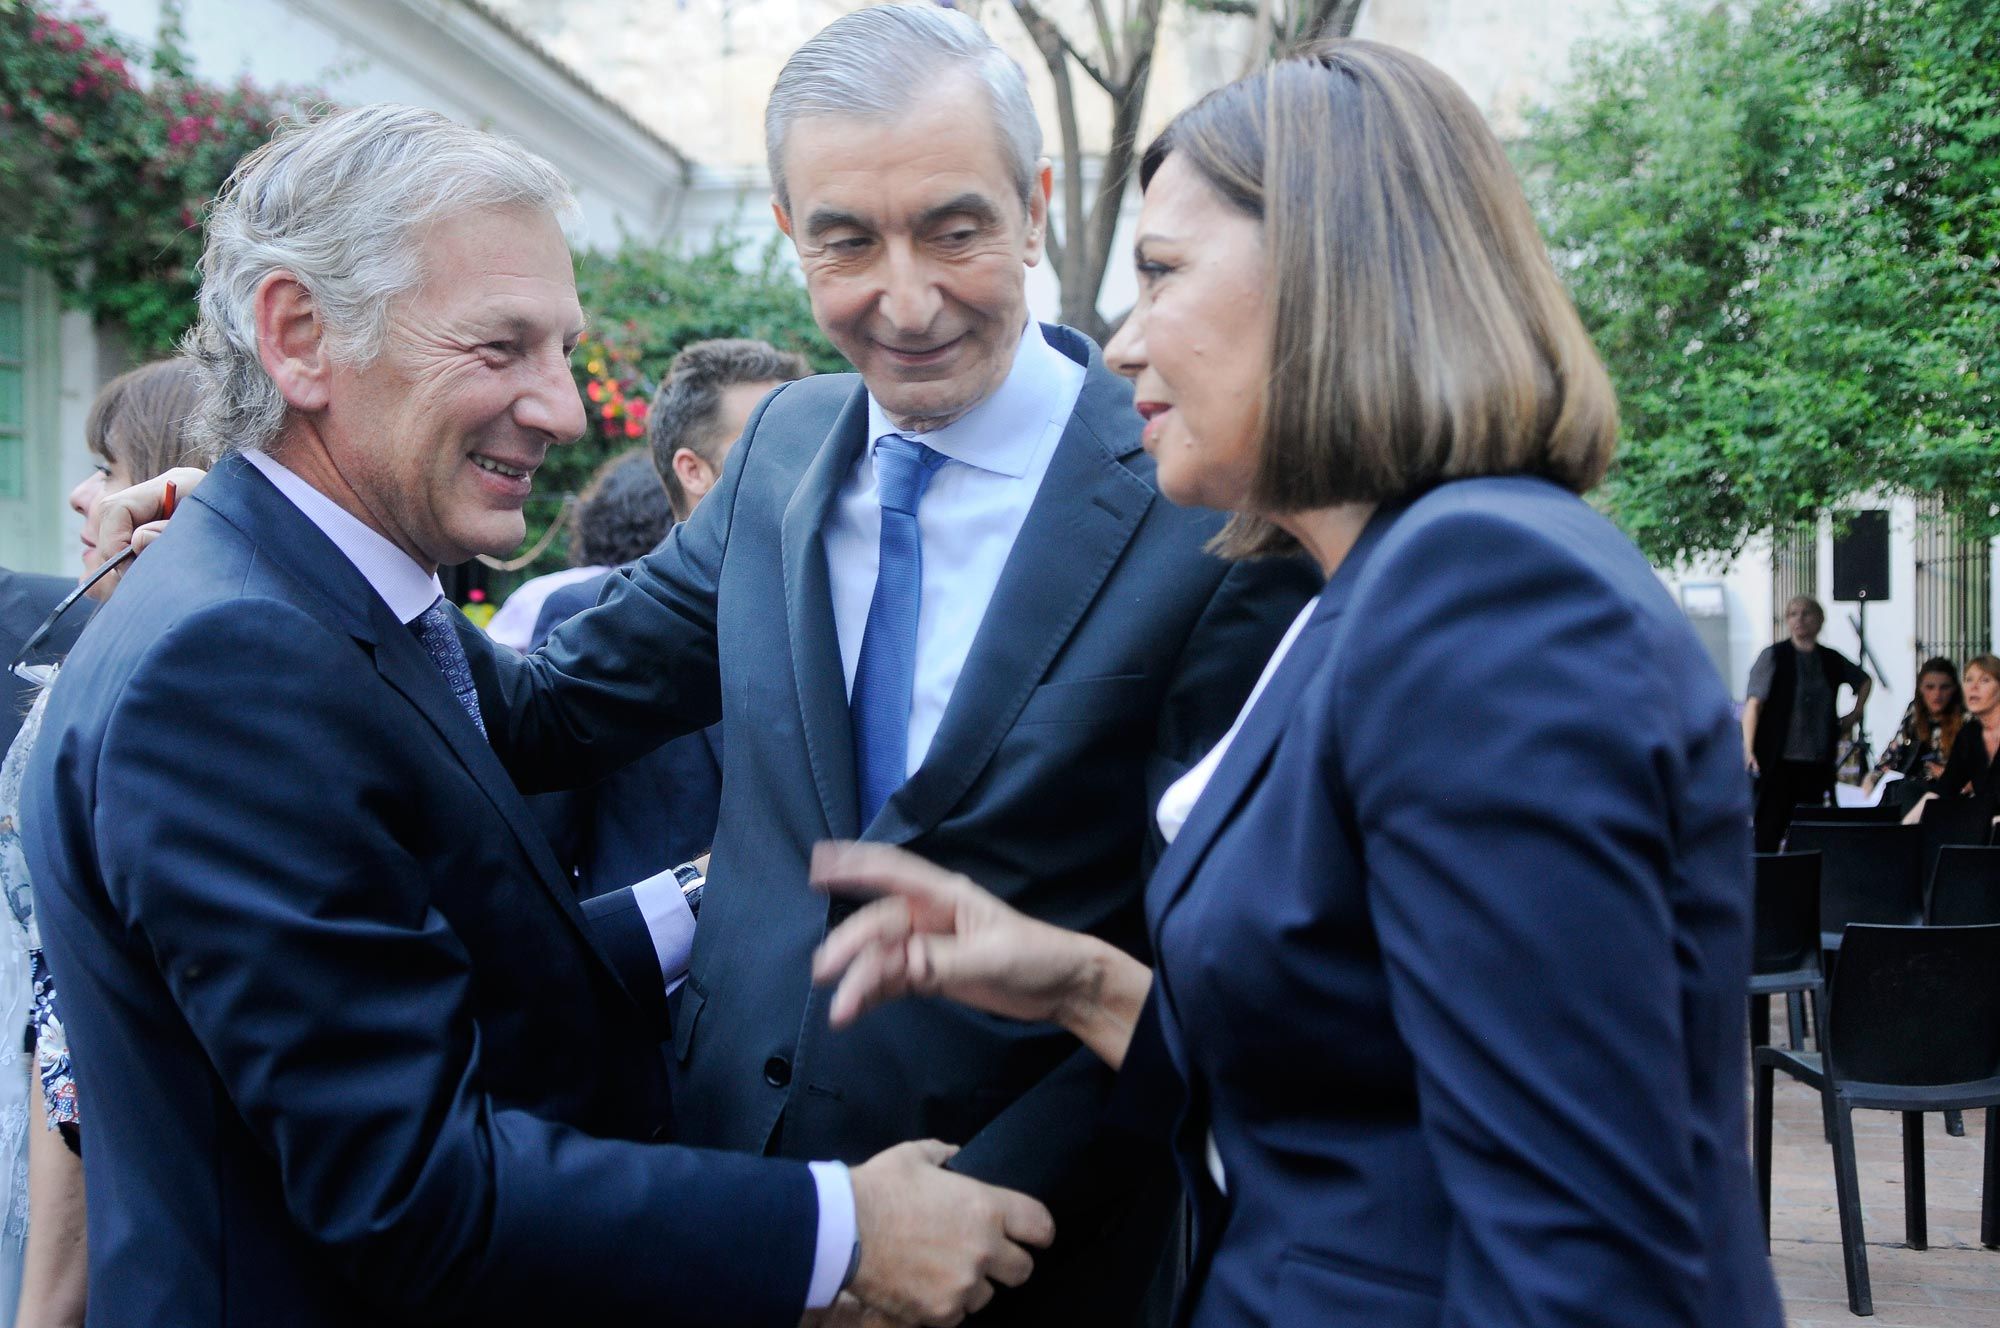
[
  {"left": 873, "top": 342, "right": 1154, "bottom": 843},
  {"left": 1143, "top": 507, "right": 1399, "bottom": 927},
  {"left": 382, "top": 609, "right": 594, "bottom": 926},
  {"left": 196, "top": 458, "right": 616, "bottom": 973},
  {"left": 781, "top": 383, "right": 871, "bottom": 840}
]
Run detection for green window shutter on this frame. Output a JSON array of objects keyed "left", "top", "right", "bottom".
[{"left": 0, "top": 244, "right": 26, "bottom": 501}]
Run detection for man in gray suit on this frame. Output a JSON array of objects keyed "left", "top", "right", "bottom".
[{"left": 475, "top": 6, "right": 1316, "bottom": 1322}]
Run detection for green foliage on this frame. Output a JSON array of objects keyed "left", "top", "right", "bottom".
[
  {"left": 0, "top": 0, "right": 307, "bottom": 354},
  {"left": 499, "top": 233, "right": 839, "bottom": 587},
  {"left": 1521, "top": 0, "right": 2000, "bottom": 564}
]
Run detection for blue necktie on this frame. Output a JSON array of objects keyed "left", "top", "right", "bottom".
[
  {"left": 410, "top": 595, "right": 487, "bottom": 739},
  {"left": 851, "top": 436, "right": 947, "bottom": 828}
]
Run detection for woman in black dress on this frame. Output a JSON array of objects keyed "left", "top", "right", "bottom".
[{"left": 1934, "top": 654, "right": 2000, "bottom": 824}]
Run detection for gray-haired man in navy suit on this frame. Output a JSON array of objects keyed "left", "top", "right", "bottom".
[{"left": 479, "top": 6, "right": 1317, "bottom": 1322}]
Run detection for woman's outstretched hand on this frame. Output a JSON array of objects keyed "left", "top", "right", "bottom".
[{"left": 809, "top": 841, "right": 1153, "bottom": 1069}]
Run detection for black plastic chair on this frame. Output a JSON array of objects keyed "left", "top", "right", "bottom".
[
  {"left": 1780, "top": 822, "right": 1924, "bottom": 952},
  {"left": 1794, "top": 804, "right": 1904, "bottom": 825},
  {"left": 1919, "top": 795, "right": 1999, "bottom": 889},
  {"left": 1753, "top": 923, "right": 2000, "bottom": 1316},
  {"left": 1749, "top": 851, "right": 1822, "bottom": 1050},
  {"left": 1929, "top": 845, "right": 2000, "bottom": 926}
]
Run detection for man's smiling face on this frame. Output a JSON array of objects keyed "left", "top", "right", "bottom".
[
  {"left": 777, "top": 71, "right": 1048, "bottom": 433},
  {"left": 317, "top": 205, "right": 586, "bottom": 570}
]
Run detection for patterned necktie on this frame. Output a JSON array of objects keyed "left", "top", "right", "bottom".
[
  {"left": 410, "top": 595, "right": 487, "bottom": 738},
  {"left": 850, "top": 436, "right": 948, "bottom": 828}
]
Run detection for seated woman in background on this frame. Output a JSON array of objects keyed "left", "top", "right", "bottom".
[
  {"left": 1, "top": 358, "right": 210, "bottom": 1328},
  {"left": 1863, "top": 656, "right": 1965, "bottom": 809},
  {"left": 1933, "top": 654, "right": 2000, "bottom": 825},
  {"left": 811, "top": 40, "right": 1781, "bottom": 1328}
]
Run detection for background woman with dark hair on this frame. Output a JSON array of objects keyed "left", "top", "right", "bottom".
[
  {"left": 1927, "top": 655, "right": 2000, "bottom": 826},
  {"left": 810, "top": 40, "right": 1779, "bottom": 1328},
  {"left": 2, "top": 358, "right": 209, "bottom": 1328},
  {"left": 1863, "top": 657, "right": 1965, "bottom": 807}
]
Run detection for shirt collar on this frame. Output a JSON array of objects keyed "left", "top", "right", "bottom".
[
  {"left": 243, "top": 448, "right": 444, "bottom": 625},
  {"left": 864, "top": 320, "right": 1075, "bottom": 478}
]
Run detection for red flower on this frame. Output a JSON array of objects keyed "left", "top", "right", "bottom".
[
  {"left": 586, "top": 381, "right": 605, "bottom": 403},
  {"left": 624, "top": 418, "right": 644, "bottom": 438}
]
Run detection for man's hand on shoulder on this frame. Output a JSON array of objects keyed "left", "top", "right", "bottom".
[
  {"left": 846, "top": 1140, "right": 1053, "bottom": 1326},
  {"left": 84, "top": 467, "right": 208, "bottom": 602}
]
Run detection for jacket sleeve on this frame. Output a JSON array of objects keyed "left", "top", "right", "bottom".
[
  {"left": 1333, "top": 507, "right": 1715, "bottom": 1326},
  {"left": 475, "top": 384, "right": 794, "bottom": 795},
  {"left": 89, "top": 601, "right": 817, "bottom": 1323}
]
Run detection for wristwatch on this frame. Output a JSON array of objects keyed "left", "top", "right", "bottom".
[
  {"left": 841, "top": 1231, "right": 862, "bottom": 1292},
  {"left": 672, "top": 862, "right": 705, "bottom": 919}
]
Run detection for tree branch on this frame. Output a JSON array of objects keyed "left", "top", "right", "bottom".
[
  {"left": 1009, "top": 0, "right": 1117, "bottom": 95},
  {"left": 1310, "top": 0, "right": 1366, "bottom": 40},
  {"left": 1084, "top": 0, "right": 1118, "bottom": 82}
]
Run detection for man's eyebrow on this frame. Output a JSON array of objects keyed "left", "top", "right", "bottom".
[
  {"left": 473, "top": 312, "right": 586, "bottom": 344},
  {"left": 916, "top": 193, "right": 1002, "bottom": 231},
  {"left": 804, "top": 207, "right": 871, "bottom": 240}
]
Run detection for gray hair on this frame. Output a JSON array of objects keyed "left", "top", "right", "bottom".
[
  {"left": 182, "top": 103, "right": 577, "bottom": 455},
  {"left": 765, "top": 4, "right": 1042, "bottom": 212}
]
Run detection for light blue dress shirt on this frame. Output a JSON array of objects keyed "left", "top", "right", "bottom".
[{"left": 826, "top": 320, "right": 1088, "bottom": 777}]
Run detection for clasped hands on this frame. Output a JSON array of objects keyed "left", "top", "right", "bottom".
[{"left": 806, "top": 842, "right": 1158, "bottom": 1324}]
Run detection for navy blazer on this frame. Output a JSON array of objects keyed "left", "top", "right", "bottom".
[
  {"left": 21, "top": 456, "right": 818, "bottom": 1326},
  {"left": 1130, "top": 478, "right": 1783, "bottom": 1327},
  {"left": 528, "top": 567, "right": 724, "bottom": 897},
  {"left": 482, "top": 326, "right": 1318, "bottom": 1320}
]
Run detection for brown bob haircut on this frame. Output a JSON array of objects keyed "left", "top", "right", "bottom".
[
  {"left": 1141, "top": 40, "right": 1619, "bottom": 558},
  {"left": 85, "top": 358, "right": 214, "bottom": 486}
]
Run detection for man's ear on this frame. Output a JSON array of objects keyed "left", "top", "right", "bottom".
[
  {"left": 255, "top": 271, "right": 331, "bottom": 414},
  {"left": 772, "top": 197, "right": 795, "bottom": 241},
  {"left": 1023, "top": 159, "right": 1053, "bottom": 267},
  {"left": 672, "top": 448, "right": 719, "bottom": 509}
]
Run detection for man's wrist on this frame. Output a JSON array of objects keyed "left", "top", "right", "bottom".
[
  {"left": 672, "top": 861, "right": 705, "bottom": 919},
  {"left": 804, "top": 1160, "right": 857, "bottom": 1311}
]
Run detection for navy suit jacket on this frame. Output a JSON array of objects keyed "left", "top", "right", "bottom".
[
  {"left": 1126, "top": 478, "right": 1783, "bottom": 1327},
  {"left": 21, "top": 456, "right": 818, "bottom": 1326},
  {"left": 529, "top": 567, "right": 723, "bottom": 897},
  {"left": 480, "top": 326, "right": 1317, "bottom": 1319}
]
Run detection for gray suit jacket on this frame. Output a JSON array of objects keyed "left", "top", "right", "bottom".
[{"left": 479, "top": 325, "right": 1316, "bottom": 1320}]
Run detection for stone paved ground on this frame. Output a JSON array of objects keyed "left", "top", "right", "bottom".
[{"left": 1760, "top": 1017, "right": 2000, "bottom": 1326}]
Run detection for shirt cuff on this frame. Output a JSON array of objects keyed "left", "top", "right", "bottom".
[
  {"left": 805, "top": 1160, "right": 857, "bottom": 1311},
  {"left": 629, "top": 867, "right": 697, "bottom": 991}
]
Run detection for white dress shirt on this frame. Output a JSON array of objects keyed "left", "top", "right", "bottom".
[
  {"left": 825, "top": 320, "right": 1088, "bottom": 778},
  {"left": 243, "top": 450, "right": 853, "bottom": 1309}
]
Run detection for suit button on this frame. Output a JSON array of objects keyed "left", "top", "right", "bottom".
[{"left": 763, "top": 1055, "right": 792, "bottom": 1088}]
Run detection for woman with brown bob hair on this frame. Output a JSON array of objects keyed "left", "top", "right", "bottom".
[{"left": 811, "top": 41, "right": 1781, "bottom": 1328}]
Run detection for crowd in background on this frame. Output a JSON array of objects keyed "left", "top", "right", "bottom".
[{"left": 1745, "top": 595, "right": 2000, "bottom": 852}]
